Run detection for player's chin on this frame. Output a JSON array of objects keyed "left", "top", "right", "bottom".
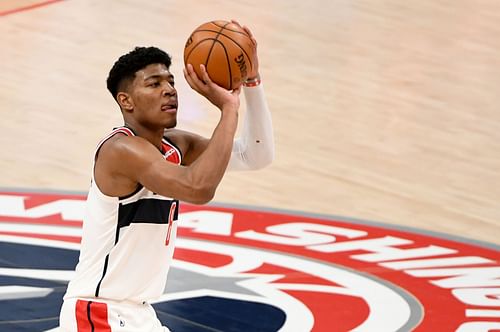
[
  {"left": 159, "top": 108, "right": 177, "bottom": 120},
  {"left": 162, "top": 117, "right": 177, "bottom": 129}
]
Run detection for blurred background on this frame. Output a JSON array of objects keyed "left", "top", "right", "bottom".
[{"left": 1, "top": 0, "right": 499, "bottom": 244}]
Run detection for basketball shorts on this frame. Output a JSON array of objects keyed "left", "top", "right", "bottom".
[{"left": 59, "top": 297, "right": 171, "bottom": 331}]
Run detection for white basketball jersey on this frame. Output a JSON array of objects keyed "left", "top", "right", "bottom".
[{"left": 64, "top": 126, "right": 182, "bottom": 303}]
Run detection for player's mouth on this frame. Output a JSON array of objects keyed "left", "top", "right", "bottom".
[{"left": 161, "top": 103, "right": 178, "bottom": 113}]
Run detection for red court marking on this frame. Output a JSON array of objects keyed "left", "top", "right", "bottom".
[
  {"left": 174, "top": 247, "right": 233, "bottom": 268},
  {"left": 0, "top": 0, "right": 64, "bottom": 17},
  {"left": 1, "top": 191, "right": 499, "bottom": 331},
  {"left": 0, "top": 215, "right": 82, "bottom": 227},
  {"left": 0, "top": 231, "right": 80, "bottom": 243}
]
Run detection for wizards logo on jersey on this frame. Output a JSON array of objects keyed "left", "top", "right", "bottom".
[{"left": 0, "top": 190, "right": 499, "bottom": 331}]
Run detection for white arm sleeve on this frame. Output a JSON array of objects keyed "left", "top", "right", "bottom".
[{"left": 228, "top": 83, "right": 275, "bottom": 171}]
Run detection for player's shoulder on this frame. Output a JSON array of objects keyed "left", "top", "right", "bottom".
[
  {"left": 99, "top": 132, "right": 151, "bottom": 159},
  {"left": 105, "top": 131, "right": 147, "bottom": 146},
  {"left": 164, "top": 128, "right": 192, "bottom": 139},
  {"left": 164, "top": 128, "right": 202, "bottom": 147}
]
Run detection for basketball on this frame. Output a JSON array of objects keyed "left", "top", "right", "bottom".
[{"left": 184, "top": 20, "right": 255, "bottom": 90}]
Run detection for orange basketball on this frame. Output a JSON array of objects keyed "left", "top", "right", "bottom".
[{"left": 184, "top": 20, "right": 255, "bottom": 90}]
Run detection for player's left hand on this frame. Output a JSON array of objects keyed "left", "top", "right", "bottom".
[{"left": 231, "top": 19, "right": 259, "bottom": 80}]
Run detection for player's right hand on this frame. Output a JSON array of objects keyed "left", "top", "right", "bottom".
[{"left": 184, "top": 63, "right": 241, "bottom": 113}]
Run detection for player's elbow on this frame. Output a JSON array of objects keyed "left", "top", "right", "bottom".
[
  {"left": 194, "top": 190, "right": 215, "bottom": 205},
  {"left": 188, "top": 184, "right": 216, "bottom": 205},
  {"left": 249, "top": 149, "right": 275, "bottom": 170},
  {"left": 260, "top": 149, "right": 275, "bottom": 168}
]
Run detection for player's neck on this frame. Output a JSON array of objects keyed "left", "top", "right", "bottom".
[{"left": 124, "top": 122, "right": 164, "bottom": 150}]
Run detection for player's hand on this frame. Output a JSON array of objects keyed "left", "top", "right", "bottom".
[
  {"left": 184, "top": 63, "right": 241, "bottom": 113},
  {"left": 231, "top": 19, "right": 259, "bottom": 80}
]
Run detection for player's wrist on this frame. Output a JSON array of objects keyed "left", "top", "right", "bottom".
[
  {"left": 243, "top": 74, "right": 261, "bottom": 87},
  {"left": 219, "top": 108, "right": 239, "bottom": 132},
  {"left": 220, "top": 102, "right": 240, "bottom": 117}
]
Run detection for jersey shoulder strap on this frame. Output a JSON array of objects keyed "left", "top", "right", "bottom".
[
  {"left": 94, "top": 126, "right": 135, "bottom": 161},
  {"left": 161, "top": 136, "right": 183, "bottom": 165}
]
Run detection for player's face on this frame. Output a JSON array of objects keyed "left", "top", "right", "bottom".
[{"left": 130, "top": 63, "right": 178, "bottom": 129}]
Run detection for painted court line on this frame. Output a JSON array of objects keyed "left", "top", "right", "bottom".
[{"left": 0, "top": 0, "right": 64, "bottom": 17}]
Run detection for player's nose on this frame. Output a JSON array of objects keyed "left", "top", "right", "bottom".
[{"left": 162, "top": 82, "right": 176, "bottom": 96}]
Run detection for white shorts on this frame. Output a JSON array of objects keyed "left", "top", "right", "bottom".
[{"left": 59, "top": 297, "right": 171, "bottom": 332}]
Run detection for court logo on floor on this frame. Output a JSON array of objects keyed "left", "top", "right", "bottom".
[{"left": 0, "top": 190, "right": 499, "bottom": 331}]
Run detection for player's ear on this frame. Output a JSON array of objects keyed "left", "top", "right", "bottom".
[{"left": 117, "top": 92, "right": 133, "bottom": 112}]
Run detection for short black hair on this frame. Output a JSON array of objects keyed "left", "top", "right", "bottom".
[{"left": 106, "top": 46, "right": 172, "bottom": 99}]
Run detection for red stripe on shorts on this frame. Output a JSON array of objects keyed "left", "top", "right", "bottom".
[
  {"left": 75, "top": 300, "right": 91, "bottom": 332},
  {"left": 75, "top": 299, "right": 111, "bottom": 332},
  {"left": 90, "top": 301, "right": 112, "bottom": 331}
]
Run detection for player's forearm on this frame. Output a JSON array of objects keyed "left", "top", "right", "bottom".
[
  {"left": 186, "top": 110, "right": 238, "bottom": 202},
  {"left": 228, "top": 83, "right": 275, "bottom": 170}
]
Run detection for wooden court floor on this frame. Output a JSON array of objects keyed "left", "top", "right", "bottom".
[{"left": 0, "top": 0, "right": 499, "bottom": 246}]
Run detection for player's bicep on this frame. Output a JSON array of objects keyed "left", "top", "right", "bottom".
[
  {"left": 137, "top": 158, "right": 191, "bottom": 198},
  {"left": 114, "top": 137, "right": 203, "bottom": 202}
]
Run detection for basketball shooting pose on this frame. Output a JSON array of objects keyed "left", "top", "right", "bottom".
[{"left": 59, "top": 22, "right": 273, "bottom": 331}]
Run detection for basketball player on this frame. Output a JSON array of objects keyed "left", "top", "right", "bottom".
[{"left": 59, "top": 23, "right": 273, "bottom": 331}]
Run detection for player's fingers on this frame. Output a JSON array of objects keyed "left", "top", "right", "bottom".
[
  {"left": 231, "top": 84, "right": 242, "bottom": 96},
  {"left": 199, "top": 64, "right": 212, "bottom": 85},
  {"left": 230, "top": 19, "right": 241, "bottom": 27},
  {"left": 185, "top": 63, "right": 196, "bottom": 78},
  {"left": 183, "top": 64, "right": 196, "bottom": 83},
  {"left": 250, "top": 35, "right": 257, "bottom": 49},
  {"left": 243, "top": 25, "right": 252, "bottom": 37},
  {"left": 231, "top": 19, "right": 255, "bottom": 40},
  {"left": 245, "top": 28, "right": 257, "bottom": 48},
  {"left": 183, "top": 65, "right": 193, "bottom": 84},
  {"left": 184, "top": 64, "right": 204, "bottom": 91}
]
